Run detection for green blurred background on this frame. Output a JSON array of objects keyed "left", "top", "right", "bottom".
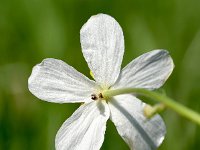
[{"left": 1, "top": 0, "right": 200, "bottom": 149}]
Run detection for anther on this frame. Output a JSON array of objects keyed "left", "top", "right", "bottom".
[
  {"left": 98, "top": 93, "right": 103, "bottom": 99},
  {"left": 91, "top": 94, "right": 98, "bottom": 100}
]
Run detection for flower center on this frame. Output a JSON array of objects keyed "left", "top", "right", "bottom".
[{"left": 91, "top": 93, "right": 103, "bottom": 100}]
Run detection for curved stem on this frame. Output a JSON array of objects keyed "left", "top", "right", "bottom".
[{"left": 102, "top": 88, "right": 200, "bottom": 126}]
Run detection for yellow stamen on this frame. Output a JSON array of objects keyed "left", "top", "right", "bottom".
[
  {"left": 90, "top": 70, "right": 94, "bottom": 79},
  {"left": 143, "top": 103, "right": 165, "bottom": 118}
]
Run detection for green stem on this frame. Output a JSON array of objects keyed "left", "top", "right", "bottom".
[{"left": 102, "top": 88, "right": 200, "bottom": 126}]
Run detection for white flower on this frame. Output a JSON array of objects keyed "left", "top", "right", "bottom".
[{"left": 28, "top": 14, "right": 174, "bottom": 150}]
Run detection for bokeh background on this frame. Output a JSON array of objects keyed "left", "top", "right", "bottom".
[{"left": 1, "top": 0, "right": 200, "bottom": 149}]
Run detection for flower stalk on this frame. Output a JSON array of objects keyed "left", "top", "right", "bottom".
[{"left": 102, "top": 88, "right": 200, "bottom": 125}]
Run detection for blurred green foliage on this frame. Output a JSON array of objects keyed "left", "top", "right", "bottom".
[{"left": 1, "top": 0, "right": 200, "bottom": 149}]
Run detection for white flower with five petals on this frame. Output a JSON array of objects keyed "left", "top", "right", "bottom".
[{"left": 28, "top": 14, "right": 174, "bottom": 150}]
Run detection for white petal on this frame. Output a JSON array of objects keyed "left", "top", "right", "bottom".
[
  {"left": 55, "top": 100, "right": 110, "bottom": 150},
  {"left": 80, "top": 14, "right": 124, "bottom": 88},
  {"left": 113, "top": 50, "right": 174, "bottom": 89},
  {"left": 108, "top": 94, "right": 166, "bottom": 150},
  {"left": 28, "top": 58, "right": 99, "bottom": 103}
]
